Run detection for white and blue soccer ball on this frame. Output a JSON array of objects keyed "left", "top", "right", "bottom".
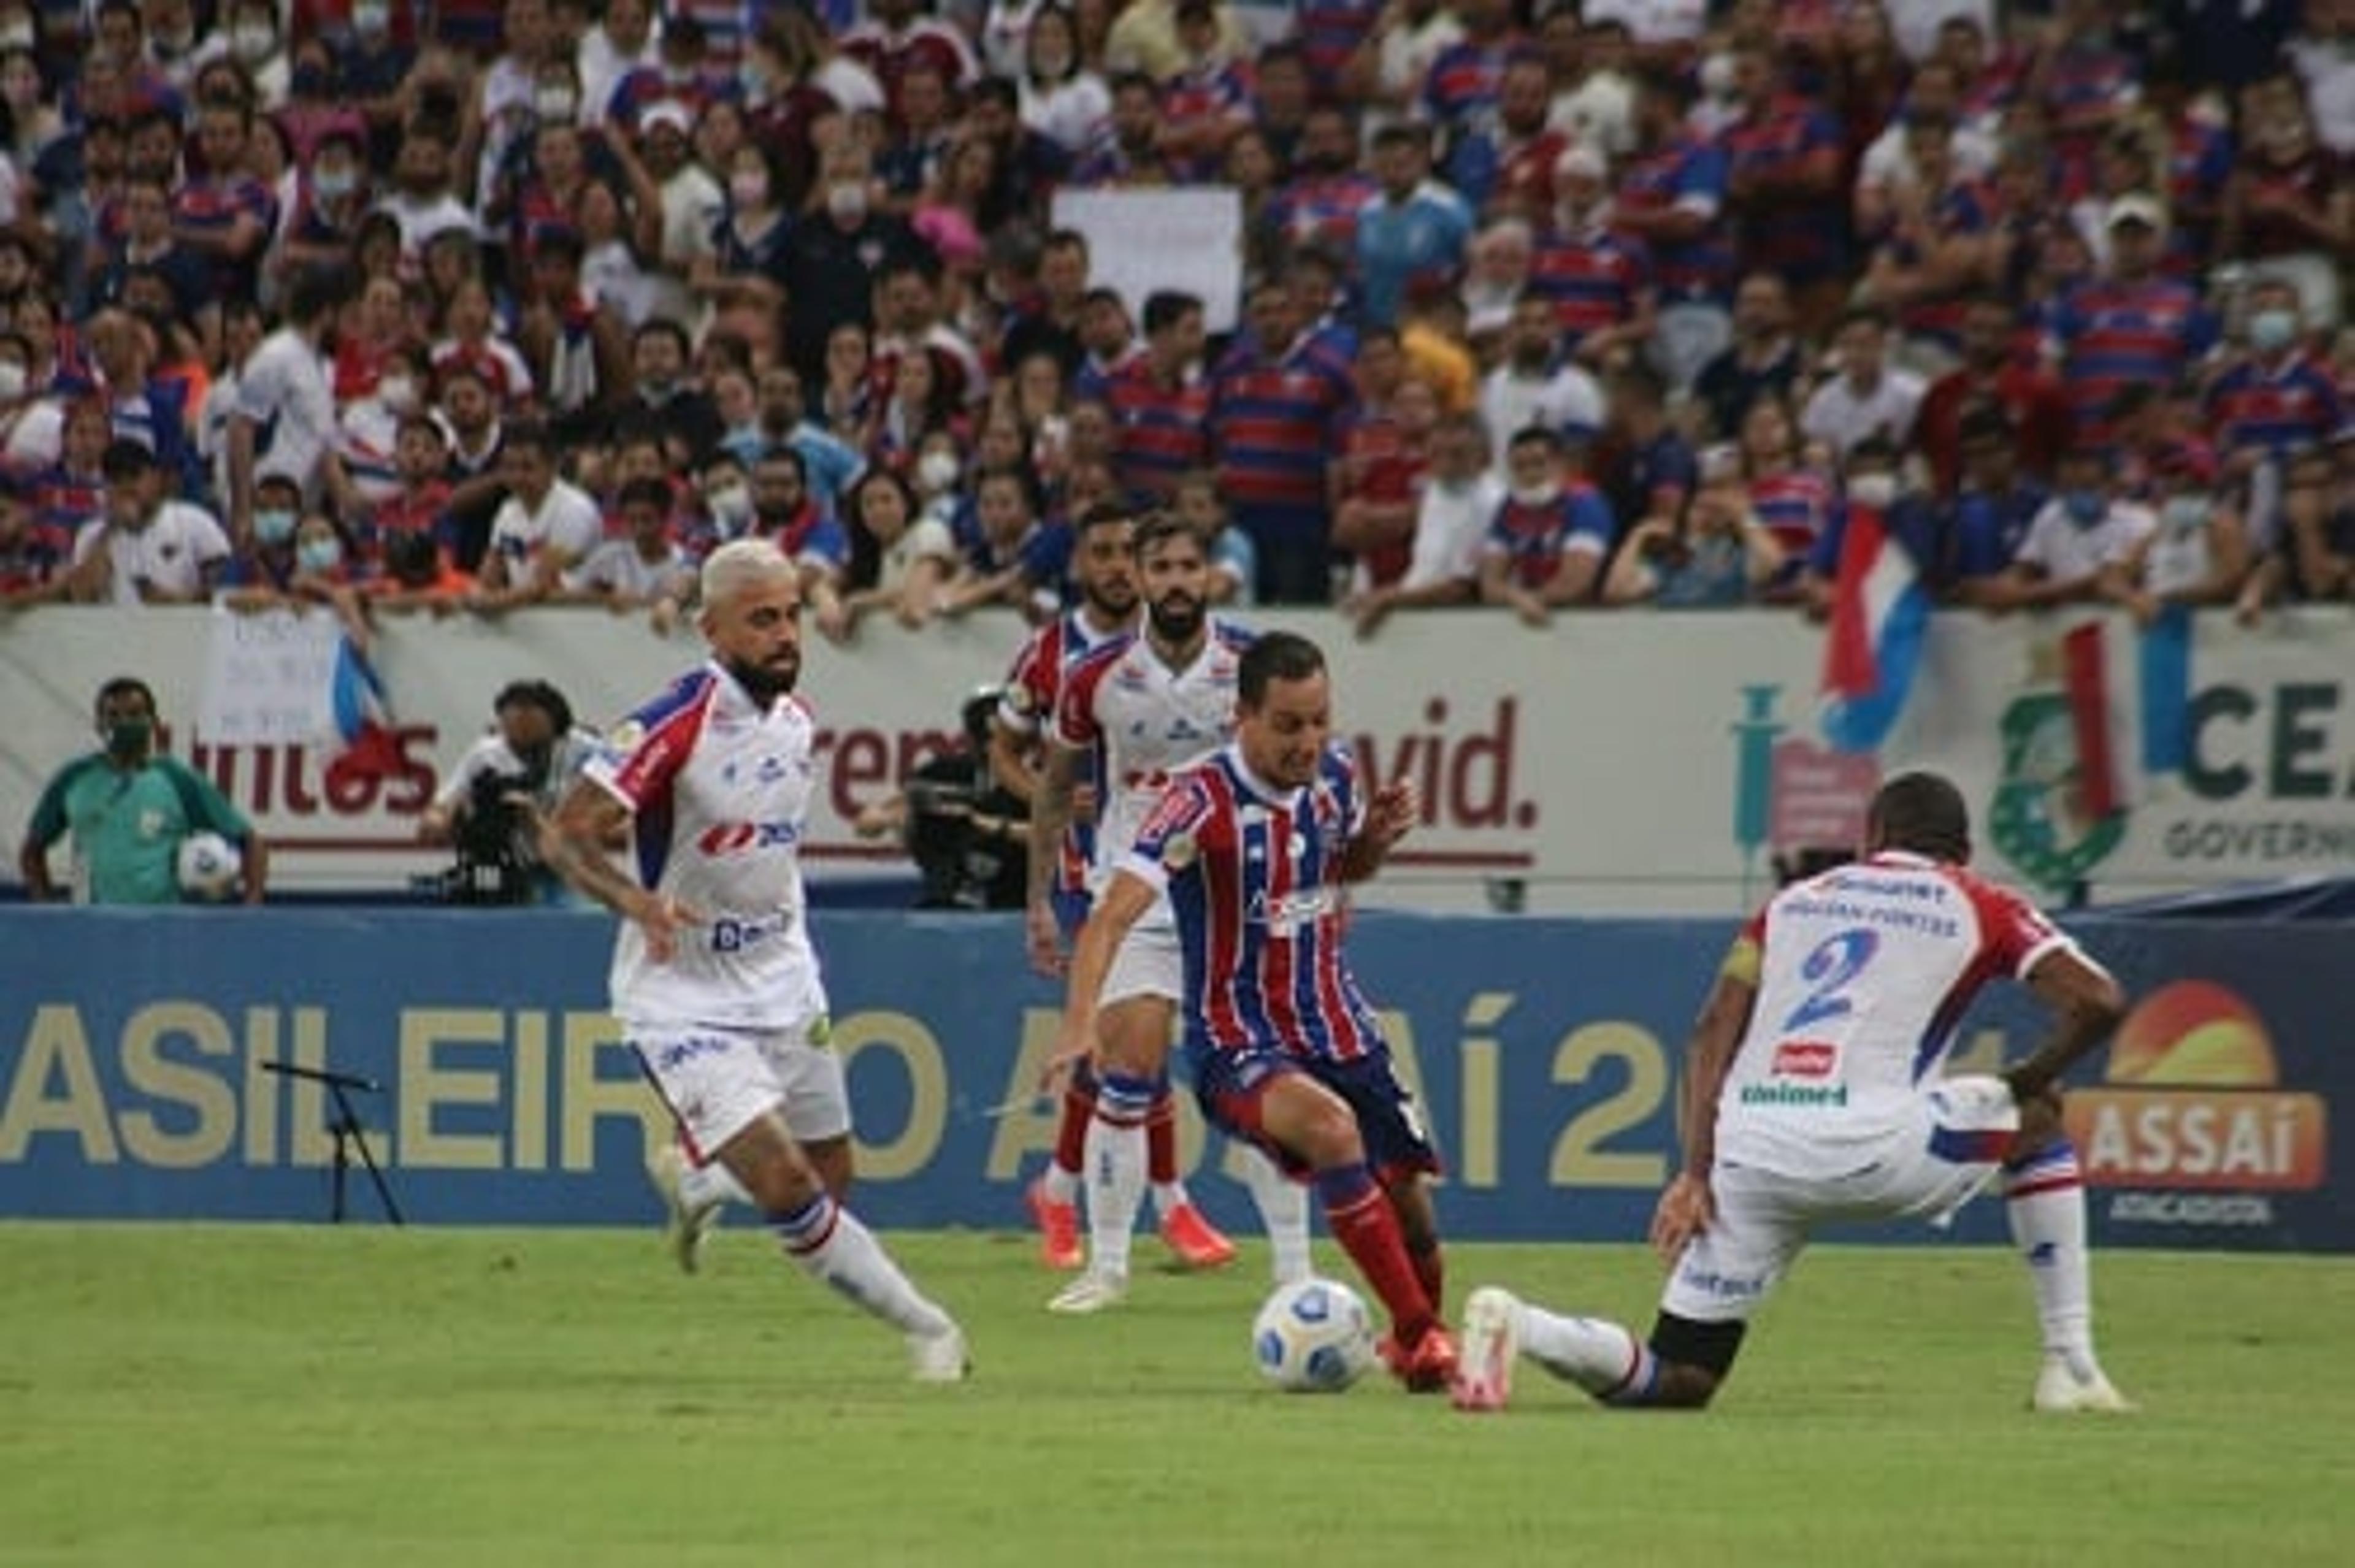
[
  {"left": 1252, "top": 1277, "right": 1377, "bottom": 1393},
  {"left": 175, "top": 832, "right": 242, "bottom": 901}
]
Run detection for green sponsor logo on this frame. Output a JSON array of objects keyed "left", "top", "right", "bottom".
[
  {"left": 1738, "top": 1082, "right": 1851, "bottom": 1108},
  {"left": 1989, "top": 692, "right": 2125, "bottom": 892}
]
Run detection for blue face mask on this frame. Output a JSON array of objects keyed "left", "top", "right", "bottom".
[
  {"left": 2064, "top": 490, "right": 2107, "bottom": 526},
  {"left": 297, "top": 538, "right": 343, "bottom": 574},
  {"left": 255, "top": 508, "right": 298, "bottom": 546}
]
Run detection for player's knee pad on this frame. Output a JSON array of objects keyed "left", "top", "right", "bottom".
[{"left": 1650, "top": 1310, "right": 1747, "bottom": 1381}]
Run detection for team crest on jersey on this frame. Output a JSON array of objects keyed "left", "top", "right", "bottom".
[
  {"left": 609, "top": 720, "right": 645, "bottom": 752},
  {"left": 1161, "top": 830, "right": 1199, "bottom": 870}
]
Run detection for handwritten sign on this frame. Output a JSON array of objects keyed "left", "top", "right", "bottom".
[
  {"left": 197, "top": 608, "right": 345, "bottom": 746},
  {"left": 1051, "top": 188, "right": 1245, "bottom": 334}
]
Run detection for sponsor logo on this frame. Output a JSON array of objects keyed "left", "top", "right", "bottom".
[
  {"left": 1737, "top": 1081, "right": 1849, "bottom": 1108},
  {"left": 697, "top": 820, "right": 802, "bottom": 855},
  {"left": 710, "top": 914, "right": 790, "bottom": 954},
  {"left": 1988, "top": 686, "right": 2127, "bottom": 893},
  {"left": 1675, "top": 1266, "right": 1767, "bottom": 1302},
  {"left": 2066, "top": 981, "right": 2327, "bottom": 1204},
  {"left": 1771, "top": 1042, "right": 1837, "bottom": 1079},
  {"left": 651, "top": 1035, "right": 735, "bottom": 1072},
  {"left": 1246, "top": 887, "right": 1338, "bottom": 931}
]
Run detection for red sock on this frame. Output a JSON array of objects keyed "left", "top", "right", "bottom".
[
  {"left": 1146, "top": 1087, "right": 1179, "bottom": 1187},
  {"left": 1052, "top": 1076, "right": 1096, "bottom": 1179},
  {"left": 1318, "top": 1167, "right": 1434, "bottom": 1342},
  {"left": 1410, "top": 1241, "right": 1444, "bottom": 1316}
]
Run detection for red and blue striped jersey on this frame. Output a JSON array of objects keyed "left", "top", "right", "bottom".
[
  {"left": 1480, "top": 481, "right": 1617, "bottom": 589},
  {"left": 1615, "top": 137, "right": 1733, "bottom": 302},
  {"left": 1000, "top": 608, "right": 1132, "bottom": 897},
  {"left": 2043, "top": 43, "right": 2139, "bottom": 161},
  {"left": 1886, "top": 182, "right": 1994, "bottom": 353},
  {"left": 1266, "top": 171, "right": 1382, "bottom": 256},
  {"left": 1103, "top": 358, "right": 1212, "bottom": 502},
  {"left": 1527, "top": 226, "right": 1653, "bottom": 346},
  {"left": 1125, "top": 742, "right": 1386, "bottom": 1065},
  {"left": 1208, "top": 337, "right": 1357, "bottom": 512},
  {"left": 2051, "top": 279, "right": 2218, "bottom": 442},
  {"left": 1294, "top": 0, "right": 1382, "bottom": 82},
  {"left": 170, "top": 175, "right": 278, "bottom": 296},
  {"left": 2204, "top": 356, "right": 2343, "bottom": 460},
  {"left": 1721, "top": 95, "right": 1848, "bottom": 281},
  {"left": 672, "top": 0, "right": 751, "bottom": 68},
  {"left": 1419, "top": 37, "right": 1513, "bottom": 132},
  {"left": 1747, "top": 466, "right": 1837, "bottom": 560}
]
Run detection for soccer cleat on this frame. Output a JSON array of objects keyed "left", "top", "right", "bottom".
[
  {"left": 646, "top": 1143, "right": 722, "bottom": 1275},
  {"left": 1380, "top": 1324, "right": 1461, "bottom": 1394},
  {"left": 1158, "top": 1203, "right": 1238, "bottom": 1270},
  {"left": 1025, "top": 1176, "right": 1084, "bottom": 1271},
  {"left": 908, "top": 1323, "right": 971, "bottom": 1383},
  {"left": 1045, "top": 1268, "right": 1129, "bottom": 1315},
  {"left": 2031, "top": 1353, "right": 2135, "bottom": 1413},
  {"left": 1451, "top": 1287, "right": 1522, "bottom": 1412}
]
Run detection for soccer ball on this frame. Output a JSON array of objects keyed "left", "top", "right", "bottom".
[
  {"left": 175, "top": 832, "right": 242, "bottom": 901},
  {"left": 1252, "top": 1277, "right": 1377, "bottom": 1393}
]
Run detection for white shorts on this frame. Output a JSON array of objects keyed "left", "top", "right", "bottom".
[
  {"left": 629, "top": 1013, "right": 848, "bottom": 1160},
  {"left": 1663, "top": 1077, "right": 2018, "bottom": 1325},
  {"left": 1101, "top": 919, "right": 1182, "bottom": 1008}
]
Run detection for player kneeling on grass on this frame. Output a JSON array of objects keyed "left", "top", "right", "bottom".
[
  {"left": 1052, "top": 632, "right": 1459, "bottom": 1390},
  {"left": 1455, "top": 771, "right": 2133, "bottom": 1415},
  {"left": 546, "top": 539, "right": 968, "bottom": 1382}
]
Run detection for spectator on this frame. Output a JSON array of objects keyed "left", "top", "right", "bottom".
[
  {"left": 2261, "top": 440, "right": 2355, "bottom": 606},
  {"left": 1692, "top": 270, "right": 1807, "bottom": 442},
  {"left": 69, "top": 438, "right": 231, "bottom": 604},
  {"left": 1170, "top": 468, "right": 1257, "bottom": 607},
  {"left": 1349, "top": 410, "right": 1499, "bottom": 636},
  {"left": 1616, "top": 66, "right": 1733, "bottom": 392},
  {"left": 19, "top": 676, "right": 267, "bottom": 905},
  {"left": 1917, "top": 292, "right": 2072, "bottom": 495},
  {"left": 1604, "top": 445, "right": 1787, "bottom": 607},
  {"left": 418, "top": 677, "right": 602, "bottom": 906},
  {"left": 841, "top": 465, "right": 957, "bottom": 633},
  {"left": 1593, "top": 360, "right": 1700, "bottom": 535},
  {"left": 1334, "top": 374, "right": 1439, "bottom": 597},
  {"left": 226, "top": 264, "right": 354, "bottom": 537},
  {"left": 1019, "top": 4, "right": 1113, "bottom": 155},
  {"left": 473, "top": 420, "right": 603, "bottom": 610},
  {"left": 943, "top": 464, "right": 1062, "bottom": 617},
  {"left": 1737, "top": 393, "right": 1840, "bottom": 573},
  {"left": 1945, "top": 403, "right": 2053, "bottom": 609},
  {"left": 1206, "top": 277, "right": 1356, "bottom": 603},
  {"left": 1988, "top": 439, "right": 2158, "bottom": 610},
  {"left": 2220, "top": 71, "right": 2349, "bottom": 327},
  {"left": 1356, "top": 121, "right": 1474, "bottom": 329},
  {"left": 559, "top": 474, "right": 696, "bottom": 617},
  {"left": 2205, "top": 278, "right": 2345, "bottom": 475},
  {"left": 613, "top": 318, "right": 724, "bottom": 467},
  {"left": 1478, "top": 423, "right": 1618, "bottom": 625},
  {"left": 0, "top": 482, "right": 67, "bottom": 605},
  {"left": 1801, "top": 304, "right": 1928, "bottom": 464},
  {"left": 2048, "top": 194, "right": 2221, "bottom": 448},
  {"left": 1481, "top": 294, "right": 1607, "bottom": 470},
  {"left": 2104, "top": 446, "right": 2251, "bottom": 624},
  {"left": 1528, "top": 143, "right": 1656, "bottom": 369},
  {"left": 1721, "top": 40, "right": 1851, "bottom": 341}
]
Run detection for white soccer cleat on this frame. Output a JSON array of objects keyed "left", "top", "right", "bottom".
[
  {"left": 645, "top": 1144, "right": 722, "bottom": 1275},
  {"left": 908, "top": 1323, "right": 971, "bottom": 1383},
  {"left": 1451, "top": 1287, "right": 1522, "bottom": 1413},
  {"left": 1045, "top": 1268, "right": 1129, "bottom": 1315},
  {"left": 2032, "top": 1353, "right": 2135, "bottom": 1413}
]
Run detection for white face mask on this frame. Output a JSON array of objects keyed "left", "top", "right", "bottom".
[
  {"left": 297, "top": 537, "right": 343, "bottom": 574},
  {"left": 377, "top": 375, "right": 415, "bottom": 412},
  {"left": 827, "top": 181, "right": 869, "bottom": 224},
  {"left": 916, "top": 449, "right": 960, "bottom": 494},
  {"left": 0, "top": 26, "right": 33, "bottom": 51},
  {"left": 232, "top": 23, "right": 277, "bottom": 61},
  {"left": 1847, "top": 473, "right": 1897, "bottom": 509},
  {"left": 0, "top": 361, "right": 24, "bottom": 400},
  {"left": 353, "top": 1, "right": 391, "bottom": 36},
  {"left": 315, "top": 167, "right": 358, "bottom": 201},
  {"left": 707, "top": 482, "right": 752, "bottom": 529},
  {"left": 536, "top": 89, "right": 579, "bottom": 121},
  {"left": 1510, "top": 481, "right": 1557, "bottom": 508}
]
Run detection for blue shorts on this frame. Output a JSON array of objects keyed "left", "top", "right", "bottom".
[
  {"left": 1051, "top": 885, "right": 1092, "bottom": 944},
  {"left": 1190, "top": 1045, "right": 1442, "bottom": 1187}
]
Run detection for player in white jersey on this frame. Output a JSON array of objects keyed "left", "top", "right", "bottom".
[
  {"left": 1025, "top": 514, "right": 1314, "bottom": 1314},
  {"left": 545, "top": 540, "right": 968, "bottom": 1382},
  {"left": 1454, "top": 773, "right": 2134, "bottom": 1415}
]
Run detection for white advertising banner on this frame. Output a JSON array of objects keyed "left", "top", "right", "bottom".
[{"left": 2, "top": 606, "right": 2351, "bottom": 912}]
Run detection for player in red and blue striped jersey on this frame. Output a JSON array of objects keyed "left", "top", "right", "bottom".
[
  {"left": 1054, "top": 630, "right": 1460, "bottom": 1390},
  {"left": 988, "top": 507, "right": 1148, "bottom": 1271},
  {"left": 1455, "top": 773, "right": 2132, "bottom": 1415}
]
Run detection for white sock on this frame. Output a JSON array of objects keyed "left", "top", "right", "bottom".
[
  {"left": 681, "top": 1160, "right": 751, "bottom": 1210},
  {"left": 2005, "top": 1142, "right": 2094, "bottom": 1363},
  {"left": 1151, "top": 1181, "right": 1189, "bottom": 1220},
  {"left": 1084, "top": 1073, "right": 1153, "bottom": 1279},
  {"left": 1236, "top": 1145, "right": 1312, "bottom": 1284},
  {"left": 1516, "top": 1302, "right": 1658, "bottom": 1404},
  {"left": 1040, "top": 1163, "right": 1079, "bottom": 1205},
  {"left": 770, "top": 1193, "right": 953, "bottom": 1339}
]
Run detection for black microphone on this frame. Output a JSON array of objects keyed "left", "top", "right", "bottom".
[{"left": 261, "top": 1061, "right": 383, "bottom": 1093}]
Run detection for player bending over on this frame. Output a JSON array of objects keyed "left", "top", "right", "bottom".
[
  {"left": 1055, "top": 630, "right": 1458, "bottom": 1388},
  {"left": 1455, "top": 771, "right": 2132, "bottom": 1414},
  {"left": 547, "top": 539, "right": 969, "bottom": 1381}
]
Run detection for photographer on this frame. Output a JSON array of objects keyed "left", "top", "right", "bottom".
[
  {"left": 855, "top": 689, "right": 1029, "bottom": 911},
  {"left": 420, "top": 680, "right": 603, "bottom": 906}
]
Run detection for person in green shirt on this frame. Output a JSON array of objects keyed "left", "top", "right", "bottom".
[{"left": 17, "top": 677, "right": 268, "bottom": 905}]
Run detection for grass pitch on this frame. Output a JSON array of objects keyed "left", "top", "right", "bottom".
[{"left": 1, "top": 1222, "right": 2348, "bottom": 1567}]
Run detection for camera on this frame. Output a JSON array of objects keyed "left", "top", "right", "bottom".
[{"left": 415, "top": 764, "right": 548, "bottom": 906}]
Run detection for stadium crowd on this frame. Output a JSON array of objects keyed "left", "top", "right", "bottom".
[{"left": 0, "top": 0, "right": 2349, "bottom": 635}]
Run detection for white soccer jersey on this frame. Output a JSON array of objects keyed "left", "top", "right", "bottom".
[
  {"left": 1052, "top": 615, "right": 1253, "bottom": 897},
  {"left": 586, "top": 663, "right": 827, "bottom": 1030},
  {"left": 1714, "top": 851, "right": 2083, "bottom": 1177}
]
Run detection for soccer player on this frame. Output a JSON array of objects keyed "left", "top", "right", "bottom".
[
  {"left": 1025, "top": 514, "right": 1310, "bottom": 1311},
  {"left": 545, "top": 539, "right": 970, "bottom": 1382},
  {"left": 1453, "top": 772, "right": 2134, "bottom": 1414},
  {"left": 1055, "top": 630, "right": 1459, "bottom": 1387}
]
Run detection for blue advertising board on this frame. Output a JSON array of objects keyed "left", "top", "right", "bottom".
[{"left": 0, "top": 911, "right": 2340, "bottom": 1250}]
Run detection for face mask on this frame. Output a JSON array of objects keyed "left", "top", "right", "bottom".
[
  {"left": 708, "top": 482, "right": 752, "bottom": 529},
  {"left": 0, "top": 361, "right": 23, "bottom": 400},
  {"left": 737, "top": 62, "right": 769, "bottom": 100},
  {"left": 1511, "top": 481, "right": 1557, "bottom": 508},
  {"left": 377, "top": 375, "right": 415, "bottom": 411},
  {"left": 0, "top": 26, "right": 33, "bottom": 50},
  {"left": 729, "top": 171, "right": 769, "bottom": 208},
  {"left": 827, "top": 181, "right": 869, "bottom": 224},
  {"left": 1032, "top": 49, "right": 1072, "bottom": 78},
  {"left": 154, "top": 25, "right": 194, "bottom": 55},
  {"left": 1847, "top": 473, "right": 1896, "bottom": 510},
  {"left": 2162, "top": 495, "right": 2208, "bottom": 532},
  {"left": 297, "top": 538, "right": 344, "bottom": 573},
  {"left": 315, "top": 167, "right": 358, "bottom": 201},
  {"left": 2250, "top": 308, "right": 2298, "bottom": 354},
  {"left": 2064, "top": 489, "right": 2107, "bottom": 526},
  {"left": 916, "top": 449, "right": 960, "bottom": 494},
  {"left": 232, "top": 24, "right": 277, "bottom": 61},
  {"left": 535, "top": 89, "right": 578, "bottom": 121},
  {"left": 353, "top": 1, "right": 390, "bottom": 36},
  {"left": 255, "top": 507, "right": 299, "bottom": 545},
  {"left": 104, "top": 717, "right": 152, "bottom": 757},
  {"left": 291, "top": 63, "right": 331, "bottom": 98}
]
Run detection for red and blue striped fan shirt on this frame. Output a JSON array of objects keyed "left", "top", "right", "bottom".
[
  {"left": 2051, "top": 279, "right": 2218, "bottom": 443},
  {"left": 1103, "top": 358, "right": 1212, "bottom": 502},
  {"left": 1125, "top": 743, "right": 1385, "bottom": 1065},
  {"left": 2205, "top": 356, "right": 2343, "bottom": 461},
  {"left": 1207, "top": 336, "right": 1357, "bottom": 514},
  {"left": 1266, "top": 171, "right": 1382, "bottom": 256},
  {"left": 1615, "top": 137, "right": 1734, "bottom": 304},
  {"left": 1293, "top": 0, "right": 1382, "bottom": 83},
  {"left": 1526, "top": 226, "right": 1653, "bottom": 348}
]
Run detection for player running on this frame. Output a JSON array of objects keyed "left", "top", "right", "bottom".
[
  {"left": 991, "top": 507, "right": 1233, "bottom": 1274},
  {"left": 1055, "top": 630, "right": 1460, "bottom": 1390},
  {"left": 546, "top": 539, "right": 969, "bottom": 1381},
  {"left": 1027, "top": 513, "right": 1312, "bottom": 1312},
  {"left": 1453, "top": 771, "right": 2132, "bottom": 1414}
]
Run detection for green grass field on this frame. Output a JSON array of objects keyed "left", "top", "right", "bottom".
[{"left": 2, "top": 1223, "right": 2349, "bottom": 1567}]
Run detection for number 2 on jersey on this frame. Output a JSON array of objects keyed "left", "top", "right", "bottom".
[{"left": 1780, "top": 928, "right": 1880, "bottom": 1033}]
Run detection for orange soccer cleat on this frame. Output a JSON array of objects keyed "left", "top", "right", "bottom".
[
  {"left": 1025, "top": 1176, "right": 1084, "bottom": 1271},
  {"left": 1158, "top": 1202, "right": 1238, "bottom": 1270},
  {"left": 1380, "top": 1324, "right": 1461, "bottom": 1394}
]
